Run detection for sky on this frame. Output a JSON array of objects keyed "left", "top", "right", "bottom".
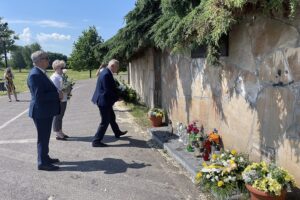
[{"left": 0, "top": 0, "right": 136, "bottom": 56}]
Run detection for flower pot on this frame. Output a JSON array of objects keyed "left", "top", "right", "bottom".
[
  {"left": 149, "top": 116, "right": 162, "bottom": 127},
  {"left": 245, "top": 184, "right": 287, "bottom": 200}
]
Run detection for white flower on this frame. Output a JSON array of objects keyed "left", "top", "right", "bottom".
[
  {"left": 62, "top": 69, "right": 67, "bottom": 73},
  {"left": 206, "top": 174, "right": 211, "bottom": 179}
]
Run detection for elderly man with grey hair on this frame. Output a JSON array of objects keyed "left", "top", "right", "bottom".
[
  {"left": 91, "top": 59, "right": 128, "bottom": 147},
  {"left": 27, "top": 50, "right": 62, "bottom": 171}
]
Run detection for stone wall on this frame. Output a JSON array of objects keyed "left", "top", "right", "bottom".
[
  {"left": 129, "top": 48, "right": 155, "bottom": 107},
  {"left": 129, "top": 14, "right": 300, "bottom": 184}
]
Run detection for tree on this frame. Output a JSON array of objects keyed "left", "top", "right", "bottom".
[
  {"left": 10, "top": 43, "right": 42, "bottom": 71},
  {"left": 9, "top": 46, "right": 26, "bottom": 72},
  {"left": 68, "top": 26, "right": 103, "bottom": 78},
  {"left": 47, "top": 52, "right": 67, "bottom": 68},
  {"left": 0, "top": 17, "right": 18, "bottom": 69},
  {"left": 98, "top": 0, "right": 161, "bottom": 65},
  {"left": 20, "top": 43, "right": 41, "bottom": 68}
]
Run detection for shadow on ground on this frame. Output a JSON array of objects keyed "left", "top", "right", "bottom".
[
  {"left": 66, "top": 135, "right": 150, "bottom": 149},
  {"left": 58, "top": 158, "right": 151, "bottom": 173}
]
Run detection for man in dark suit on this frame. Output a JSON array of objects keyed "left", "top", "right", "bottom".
[
  {"left": 91, "top": 59, "right": 127, "bottom": 147},
  {"left": 27, "top": 50, "right": 62, "bottom": 171}
]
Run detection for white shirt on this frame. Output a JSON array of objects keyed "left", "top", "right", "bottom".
[
  {"left": 35, "top": 66, "right": 46, "bottom": 74},
  {"left": 50, "top": 72, "right": 68, "bottom": 102}
]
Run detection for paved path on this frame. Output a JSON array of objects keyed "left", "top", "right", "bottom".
[{"left": 0, "top": 79, "right": 206, "bottom": 200}]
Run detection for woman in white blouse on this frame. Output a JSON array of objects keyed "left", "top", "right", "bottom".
[{"left": 50, "top": 60, "right": 69, "bottom": 140}]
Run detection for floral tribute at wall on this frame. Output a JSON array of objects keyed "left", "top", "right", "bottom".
[{"left": 175, "top": 121, "right": 296, "bottom": 200}]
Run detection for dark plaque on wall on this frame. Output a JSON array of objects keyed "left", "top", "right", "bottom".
[{"left": 191, "top": 34, "right": 229, "bottom": 58}]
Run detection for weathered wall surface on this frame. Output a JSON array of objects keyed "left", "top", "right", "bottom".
[
  {"left": 129, "top": 15, "right": 300, "bottom": 184},
  {"left": 129, "top": 48, "right": 155, "bottom": 107}
]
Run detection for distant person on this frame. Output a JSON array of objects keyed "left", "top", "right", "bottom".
[
  {"left": 27, "top": 50, "right": 62, "bottom": 171},
  {"left": 96, "top": 63, "right": 107, "bottom": 76},
  {"left": 3, "top": 67, "right": 18, "bottom": 102},
  {"left": 91, "top": 59, "right": 127, "bottom": 147},
  {"left": 50, "top": 60, "right": 70, "bottom": 140}
]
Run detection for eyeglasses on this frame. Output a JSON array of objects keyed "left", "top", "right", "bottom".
[{"left": 41, "top": 57, "right": 49, "bottom": 61}]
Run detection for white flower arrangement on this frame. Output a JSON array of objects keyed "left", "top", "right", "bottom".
[{"left": 195, "top": 149, "right": 249, "bottom": 200}]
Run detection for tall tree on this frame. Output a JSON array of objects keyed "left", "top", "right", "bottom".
[
  {"left": 0, "top": 17, "right": 18, "bottom": 69},
  {"left": 47, "top": 51, "right": 67, "bottom": 68},
  {"left": 68, "top": 26, "right": 103, "bottom": 78},
  {"left": 21, "top": 43, "right": 42, "bottom": 68},
  {"left": 9, "top": 46, "right": 26, "bottom": 72}
]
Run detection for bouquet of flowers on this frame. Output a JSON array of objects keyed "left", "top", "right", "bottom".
[
  {"left": 61, "top": 69, "right": 75, "bottom": 99},
  {"left": 186, "top": 121, "right": 201, "bottom": 152},
  {"left": 195, "top": 149, "right": 250, "bottom": 200},
  {"left": 208, "top": 128, "right": 221, "bottom": 151},
  {"left": 115, "top": 79, "right": 139, "bottom": 103},
  {"left": 242, "top": 161, "right": 295, "bottom": 196}
]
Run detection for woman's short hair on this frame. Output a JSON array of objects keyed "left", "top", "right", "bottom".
[
  {"left": 52, "top": 60, "right": 66, "bottom": 70},
  {"left": 31, "top": 50, "right": 48, "bottom": 64}
]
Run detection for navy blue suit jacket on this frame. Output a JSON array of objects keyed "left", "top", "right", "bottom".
[
  {"left": 27, "top": 67, "right": 60, "bottom": 119},
  {"left": 91, "top": 68, "right": 118, "bottom": 107}
]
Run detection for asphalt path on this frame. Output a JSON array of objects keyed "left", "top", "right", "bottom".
[{"left": 0, "top": 79, "right": 206, "bottom": 200}]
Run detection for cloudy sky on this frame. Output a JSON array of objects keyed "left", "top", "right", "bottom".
[{"left": 0, "top": 0, "right": 136, "bottom": 56}]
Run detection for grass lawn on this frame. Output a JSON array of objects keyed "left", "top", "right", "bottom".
[
  {"left": 0, "top": 68, "right": 98, "bottom": 96},
  {"left": 125, "top": 103, "right": 151, "bottom": 128}
]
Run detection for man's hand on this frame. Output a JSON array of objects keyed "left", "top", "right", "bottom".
[{"left": 59, "top": 91, "right": 63, "bottom": 100}]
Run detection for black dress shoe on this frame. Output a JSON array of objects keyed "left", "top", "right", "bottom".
[
  {"left": 63, "top": 134, "right": 70, "bottom": 138},
  {"left": 38, "top": 164, "right": 59, "bottom": 171},
  {"left": 92, "top": 142, "right": 108, "bottom": 147},
  {"left": 56, "top": 136, "right": 67, "bottom": 141},
  {"left": 115, "top": 131, "right": 128, "bottom": 138},
  {"left": 49, "top": 158, "right": 60, "bottom": 164}
]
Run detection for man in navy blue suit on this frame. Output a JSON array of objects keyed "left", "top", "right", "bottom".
[
  {"left": 27, "top": 50, "right": 62, "bottom": 171},
  {"left": 91, "top": 59, "right": 127, "bottom": 147}
]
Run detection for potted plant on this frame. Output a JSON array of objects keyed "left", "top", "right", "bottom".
[
  {"left": 148, "top": 108, "right": 164, "bottom": 127},
  {"left": 242, "top": 161, "right": 295, "bottom": 200},
  {"left": 195, "top": 149, "right": 250, "bottom": 200}
]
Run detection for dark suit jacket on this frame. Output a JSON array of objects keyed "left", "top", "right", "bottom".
[
  {"left": 27, "top": 67, "right": 60, "bottom": 119},
  {"left": 91, "top": 68, "right": 118, "bottom": 107}
]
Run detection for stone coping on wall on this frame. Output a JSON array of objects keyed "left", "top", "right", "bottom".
[
  {"left": 147, "top": 126, "right": 249, "bottom": 200},
  {"left": 147, "top": 126, "right": 202, "bottom": 180}
]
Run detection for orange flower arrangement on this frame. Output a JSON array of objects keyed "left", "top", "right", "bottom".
[
  {"left": 208, "top": 128, "right": 221, "bottom": 151},
  {"left": 209, "top": 132, "right": 220, "bottom": 143},
  {"left": 208, "top": 129, "right": 220, "bottom": 144}
]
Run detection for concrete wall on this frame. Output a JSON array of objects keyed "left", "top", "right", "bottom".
[
  {"left": 129, "top": 14, "right": 300, "bottom": 184},
  {"left": 129, "top": 48, "right": 155, "bottom": 107}
]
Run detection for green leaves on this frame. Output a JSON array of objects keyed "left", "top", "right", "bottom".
[
  {"left": 68, "top": 26, "right": 103, "bottom": 72},
  {"left": 0, "top": 18, "right": 18, "bottom": 65},
  {"left": 97, "top": 0, "right": 299, "bottom": 66}
]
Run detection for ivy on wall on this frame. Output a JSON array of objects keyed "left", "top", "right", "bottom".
[{"left": 98, "top": 0, "right": 299, "bottom": 66}]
